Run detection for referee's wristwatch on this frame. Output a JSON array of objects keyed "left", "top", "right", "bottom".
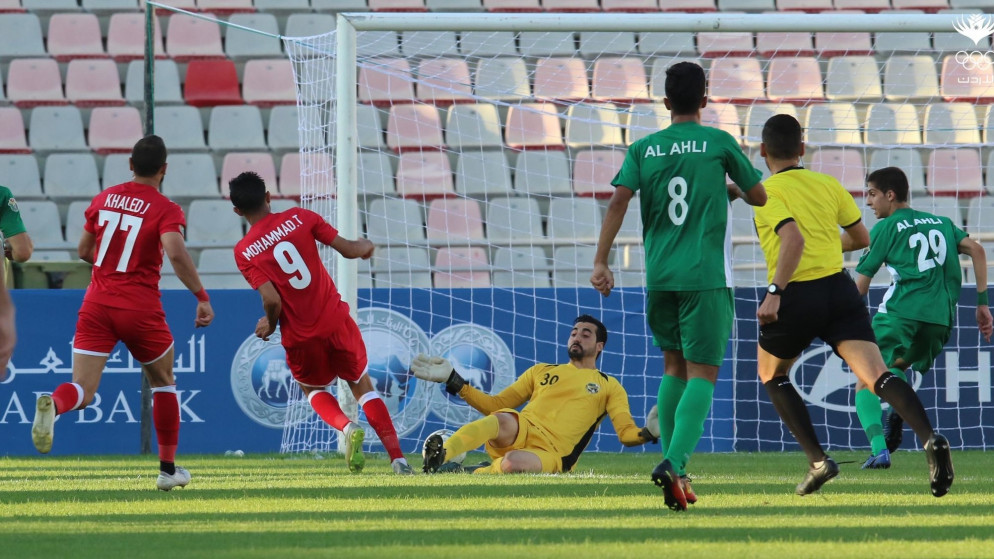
[{"left": 767, "top": 283, "right": 784, "bottom": 296}]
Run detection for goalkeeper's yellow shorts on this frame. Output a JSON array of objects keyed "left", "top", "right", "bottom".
[{"left": 484, "top": 409, "right": 563, "bottom": 473}]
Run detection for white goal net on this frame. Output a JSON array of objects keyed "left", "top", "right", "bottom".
[{"left": 279, "top": 12, "right": 994, "bottom": 457}]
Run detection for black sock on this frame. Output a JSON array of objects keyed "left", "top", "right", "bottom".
[
  {"left": 160, "top": 461, "right": 175, "bottom": 475},
  {"left": 764, "top": 377, "right": 827, "bottom": 464},
  {"left": 874, "top": 372, "right": 934, "bottom": 443}
]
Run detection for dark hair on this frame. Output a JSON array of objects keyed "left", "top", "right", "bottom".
[
  {"left": 761, "top": 114, "right": 803, "bottom": 160},
  {"left": 228, "top": 171, "right": 268, "bottom": 213},
  {"left": 131, "top": 135, "right": 167, "bottom": 178},
  {"left": 866, "top": 166, "right": 909, "bottom": 203},
  {"left": 574, "top": 314, "right": 608, "bottom": 346},
  {"left": 664, "top": 61, "right": 706, "bottom": 115}
]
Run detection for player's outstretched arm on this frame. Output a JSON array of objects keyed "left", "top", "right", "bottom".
[
  {"left": 162, "top": 231, "right": 214, "bottom": 328},
  {"left": 591, "top": 186, "right": 634, "bottom": 297},
  {"left": 330, "top": 236, "right": 374, "bottom": 260},
  {"left": 5, "top": 231, "right": 32, "bottom": 263},
  {"left": 841, "top": 221, "right": 870, "bottom": 252},
  {"left": 254, "top": 281, "right": 281, "bottom": 341},
  {"left": 959, "top": 237, "right": 993, "bottom": 342}
]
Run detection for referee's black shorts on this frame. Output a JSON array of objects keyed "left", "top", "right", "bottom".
[{"left": 759, "top": 271, "right": 876, "bottom": 360}]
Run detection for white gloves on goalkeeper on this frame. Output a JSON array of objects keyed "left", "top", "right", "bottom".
[
  {"left": 411, "top": 354, "right": 466, "bottom": 395},
  {"left": 646, "top": 405, "right": 661, "bottom": 439}
]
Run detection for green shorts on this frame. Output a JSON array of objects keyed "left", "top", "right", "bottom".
[
  {"left": 647, "top": 288, "right": 734, "bottom": 367},
  {"left": 872, "top": 312, "right": 951, "bottom": 375}
]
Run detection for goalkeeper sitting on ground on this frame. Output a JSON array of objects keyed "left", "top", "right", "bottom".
[{"left": 413, "top": 314, "right": 660, "bottom": 476}]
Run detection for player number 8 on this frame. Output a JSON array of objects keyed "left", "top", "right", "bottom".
[
  {"left": 667, "top": 176, "right": 688, "bottom": 226},
  {"left": 274, "top": 241, "right": 312, "bottom": 289}
]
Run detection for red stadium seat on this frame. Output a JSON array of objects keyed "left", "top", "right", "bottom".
[
  {"left": 0, "top": 0, "right": 24, "bottom": 12},
  {"left": 591, "top": 57, "right": 650, "bottom": 103},
  {"left": 833, "top": 0, "right": 889, "bottom": 12},
  {"left": 941, "top": 54, "right": 994, "bottom": 104},
  {"left": 708, "top": 57, "right": 765, "bottom": 104},
  {"left": 396, "top": 151, "right": 455, "bottom": 199},
  {"left": 505, "top": 102, "right": 565, "bottom": 150},
  {"left": 890, "top": 0, "right": 948, "bottom": 11},
  {"left": 483, "top": 0, "right": 541, "bottom": 11},
  {"left": 426, "top": 198, "right": 485, "bottom": 241},
  {"left": 756, "top": 32, "right": 815, "bottom": 57},
  {"left": 278, "top": 152, "right": 334, "bottom": 199},
  {"left": 815, "top": 29, "right": 874, "bottom": 57},
  {"left": 602, "top": 0, "right": 660, "bottom": 10},
  {"left": 107, "top": 13, "right": 165, "bottom": 62},
  {"left": 369, "top": 0, "right": 428, "bottom": 10},
  {"left": 88, "top": 107, "right": 143, "bottom": 155},
  {"left": 47, "top": 13, "right": 105, "bottom": 61},
  {"left": 0, "top": 108, "right": 31, "bottom": 153},
  {"left": 702, "top": 102, "right": 744, "bottom": 142},
  {"left": 242, "top": 59, "right": 296, "bottom": 107},
  {"left": 196, "top": 0, "right": 255, "bottom": 15},
  {"left": 358, "top": 58, "right": 415, "bottom": 106},
  {"left": 386, "top": 104, "right": 446, "bottom": 152},
  {"left": 415, "top": 58, "right": 473, "bottom": 106},
  {"left": 434, "top": 247, "right": 490, "bottom": 288},
  {"left": 65, "top": 59, "right": 125, "bottom": 107},
  {"left": 697, "top": 31, "right": 755, "bottom": 57},
  {"left": 220, "top": 152, "right": 277, "bottom": 197},
  {"left": 165, "top": 14, "right": 225, "bottom": 61},
  {"left": 573, "top": 149, "right": 626, "bottom": 198},
  {"left": 7, "top": 58, "right": 66, "bottom": 108},
  {"left": 534, "top": 57, "right": 590, "bottom": 103},
  {"left": 767, "top": 57, "right": 825, "bottom": 104},
  {"left": 809, "top": 148, "right": 865, "bottom": 195},
  {"left": 184, "top": 59, "right": 243, "bottom": 107},
  {"left": 927, "top": 148, "right": 984, "bottom": 197}
]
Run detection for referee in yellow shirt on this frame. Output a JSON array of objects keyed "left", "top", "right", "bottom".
[
  {"left": 412, "top": 315, "right": 658, "bottom": 476},
  {"left": 753, "top": 114, "right": 953, "bottom": 498}
]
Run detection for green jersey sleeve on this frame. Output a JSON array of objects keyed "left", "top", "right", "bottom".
[
  {"left": 611, "top": 143, "right": 642, "bottom": 193},
  {"left": 0, "top": 186, "right": 26, "bottom": 237},
  {"left": 720, "top": 133, "right": 762, "bottom": 190},
  {"left": 855, "top": 221, "right": 891, "bottom": 278}
]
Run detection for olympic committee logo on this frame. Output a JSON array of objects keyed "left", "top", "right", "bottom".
[
  {"left": 230, "top": 326, "right": 295, "bottom": 428},
  {"left": 953, "top": 15, "right": 994, "bottom": 79},
  {"left": 428, "top": 323, "right": 516, "bottom": 425},
  {"left": 356, "top": 307, "right": 431, "bottom": 441}
]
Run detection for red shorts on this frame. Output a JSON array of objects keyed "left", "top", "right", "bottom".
[
  {"left": 284, "top": 316, "right": 367, "bottom": 387},
  {"left": 73, "top": 301, "right": 174, "bottom": 364}
]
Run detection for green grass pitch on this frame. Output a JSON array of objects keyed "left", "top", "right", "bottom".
[{"left": 2, "top": 450, "right": 994, "bottom": 558}]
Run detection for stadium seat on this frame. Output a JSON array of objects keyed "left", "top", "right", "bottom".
[
  {"left": 551, "top": 246, "right": 596, "bottom": 287},
  {"left": 65, "top": 59, "right": 125, "bottom": 107},
  {"left": 483, "top": 0, "right": 542, "bottom": 10},
  {"left": 777, "top": 0, "right": 832, "bottom": 9},
  {"left": 612, "top": 244, "right": 645, "bottom": 287},
  {"left": 426, "top": 0, "right": 485, "bottom": 10},
  {"left": 505, "top": 103, "right": 565, "bottom": 150},
  {"left": 518, "top": 31, "right": 577, "bottom": 57},
  {"left": 744, "top": 103, "right": 798, "bottom": 147},
  {"left": 730, "top": 197, "right": 757, "bottom": 237},
  {"left": 224, "top": 13, "right": 281, "bottom": 60},
  {"left": 81, "top": 0, "right": 141, "bottom": 16},
  {"left": 591, "top": 57, "right": 650, "bottom": 103},
  {"left": 927, "top": 148, "right": 985, "bottom": 196},
  {"left": 7, "top": 58, "right": 66, "bottom": 108},
  {"left": 146, "top": 0, "right": 196, "bottom": 12},
  {"left": 434, "top": 247, "right": 490, "bottom": 288},
  {"left": 873, "top": 21, "right": 933, "bottom": 54},
  {"left": 472, "top": 57, "right": 530, "bottom": 100},
  {"left": 43, "top": 153, "right": 101, "bottom": 201},
  {"left": 616, "top": 200, "right": 643, "bottom": 241},
  {"left": 638, "top": 32, "right": 696, "bottom": 55},
  {"left": 565, "top": 103, "right": 624, "bottom": 149},
  {"left": 396, "top": 151, "right": 455, "bottom": 198},
  {"left": 88, "top": 107, "right": 143, "bottom": 155},
  {"left": 660, "top": 0, "right": 715, "bottom": 9},
  {"left": 625, "top": 103, "right": 671, "bottom": 145},
  {"left": 864, "top": 103, "right": 922, "bottom": 145},
  {"left": 493, "top": 247, "right": 552, "bottom": 288},
  {"left": 696, "top": 31, "right": 754, "bottom": 57},
  {"left": 125, "top": 60, "right": 183, "bottom": 105},
  {"left": 732, "top": 243, "right": 765, "bottom": 287},
  {"left": 579, "top": 32, "right": 637, "bottom": 58},
  {"left": 805, "top": 103, "right": 862, "bottom": 145},
  {"left": 708, "top": 57, "right": 765, "bottom": 104},
  {"left": 386, "top": 104, "right": 445, "bottom": 152},
  {"left": 767, "top": 57, "right": 825, "bottom": 104},
  {"left": 0, "top": 155, "right": 42, "bottom": 198},
  {"left": 809, "top": 148, "right": 866, "bottom": 194},
  {"left": 198, "top": 248, "right": 240, "bottom": 274},
  {"left": 513, "top": 150, "right": 572, "bottom": 196},
  {"left": 101, "top": 154, "right": 131, "bottom": 189},
  {"left": 814, "top": 30, "right": 874, "bottom": 57},
  {"left": 923, "top": 102, "right": 981, "bottom": 145},
  {"left": 372, "top": 247, "right": 432, "bottom": 288},
  {"left": 353, "top": 103, "right": 387, "bottom": 149},
  {"left": 0, "top": 13, "right": 46, "bottom": 62},
  {"left": 197, "top": 0, "right": 256, "bottom": 15},
  {"left": 533, "top": 57, "right": 590, "bottom": 103},
  {"left": 185, "top": 59, "right": 242, "bottom": 107},
  {"left": 702, "top": 102, "right": 744, "bottom": 141},
  {"left": 153, "top": 105, "right": 208, "bottom": 151},
  {"left": 868, "top": 148, "right": 927, "bottom": 197},
  {"left": 922, "top": 196, "right": 966, "bottom": 227},
  {"left": 29, "top": 106, "right": 87, "bottom": 154},
  {"left": 459, "top": 31, "right": 518, "bottom": 57},
  {"left": 547, "top": 197, "right": 602, "bottom": 242},
  {"left": 426, "top": 198, "right": 485, "bottom": 242},
  {"left": 834, "top": 0, "right": 890, "bottom": 11},
  {"left": 486, "top": 196, "right": 544, "bottom": 242},
  {"left": 366, "top": 198, "right": 425, "bottom": 245},
  {"left": 455, "top": 151, "right": 512, "bottom": 197},
  {"left": 358, "top": 58, "right": 415, "bottom": 106},
  {"left": 415, "top": 58, "right": 473, "bottom": 106},
  {"left": 966, "top": 194, "right": 994, "bottom": 237},
  {"left": 186, "top": 200, "right": 245, "bottom": 248},
  {"left": 166, "top": 15, "right": 225, "bottom": 61},
  {"left": 572, "top": 149, "right": 625, "bottom": 198},
  {"left": 0, "top": 108, "right": 30, "bottom": 154},
  {"left": 400, "top": 31, "right": 459, "bottom": 58},
  {"left": 543, "top": 0, "right": 600, "bottom": 10},
  {"left": 983, "top": 105, "right": 994, "bottom": 144},
  {"left": 934, "top": 27, "right": 985, "bottom": 52},
  {"left": 357, "top": 151, "right": 396, "bottom": 197},
  {"left": 356, "top": 31, "right": 401, "bottom": 58},
  {"left": 369, "top": 0, "right": 427, "bottom": 10},
  {"left": 602, "top": 0, "right": 661, "bottom": 10},
  {"left": 253, "top": 0, "right": 310, "bottom": 16},
  {"left": 107, "top": 13, "right": 165, "bottom": 62},
  {"left": 941, "top": 54, "right": 994, "bottom": 103},
  {"left": 243, "top": 59, "right": 296, "bottom": 107},
  {"left": 892, "top": 0, "right": 947, "bottom": 7},
  {"left": 159, "top": 153, "right": 220, "bottom": 199},
  {"left": 208, "top": 105, "right": 267, "bottom": 153},
  {"left": 64, "top": 201, "right": 89, "bottom": 248},
  {"left": 220, "top": 152, "right": 277, "bottom": 196},
  {"left": 756, "top": 32, "right": 815, "bottom": 57},
  {"left": 47, "top": 13, "right": 105, "bottom": 61},
  {"left": 825, "top": 56, "right": 882, "bottom": 101},
  {"left": 284, "top": 13, "right": 335, "bottom": 37},
  {"left": 278, "top": 153, "right": 335, "bottom": 199},
  {"left": 445, "top": 103, "right": 503, "bottom": 149},
  {"left": 750, "top": 149, "right": 772, "bottom": 181},
  {"left": 883, "top": 55, "right": 941, "bottom": 101},
  {"left": 268, "top": 105, "right": 302, "bottom": 153},
  {"left": 18, "top": 201, "right": 69, "bottom": 249}
]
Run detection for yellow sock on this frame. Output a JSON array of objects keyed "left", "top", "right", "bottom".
[
  {"left": 473, "top": 457, "right": 503, "bottom": 475},
  {"left": 444, "top": 415, "right": 499, "bottom": 462}
]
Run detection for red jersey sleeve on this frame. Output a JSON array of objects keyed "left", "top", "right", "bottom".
[
  {"left": 308, "top": 210, "right": 338, "bottom": 246},
  {"left": 234, "top": 247, "right": 268, "bottom": 290},
  {"left": 158, "top": 201, "right": 186, "bottom": 236},
  {"left": 83, "top": 196, "right": 100, "bottom": 234}
]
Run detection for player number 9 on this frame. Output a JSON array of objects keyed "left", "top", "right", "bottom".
[{"left": 274, "top": 241, "right": 312, "bottom": 289}]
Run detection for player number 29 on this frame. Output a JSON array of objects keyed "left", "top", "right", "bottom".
[
  {"left": 274, "top": 241, "right": 312, "bottom": 289},
  {"left": 667, "top": 177, "right": 689, "bottom": 226},
  {"left": 909, "top": 229, "right": 947, "bottom": 273}
]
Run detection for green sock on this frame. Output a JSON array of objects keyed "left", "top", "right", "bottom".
[
  {"left": 657, "top": 375, "right": 687, "bottom": 459},
  {"left": 855, "top": 388, "right": 887, "bottom": 455},
  {"left": 665, "top": 377, "right": 714, "bottom": 476}
]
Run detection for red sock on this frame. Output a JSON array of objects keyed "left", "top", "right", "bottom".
[
  {"left": 309, "top": 391, "right": 351, "bottom": 431},
  {"left": 152, "top": 387, "right": 180, "bottom": 463},
  {"left": 360, "top": 393, "right": 403, "bottom": 460},
  {"left": 51, "top": 383, "right": 84, "bottom": 415}
]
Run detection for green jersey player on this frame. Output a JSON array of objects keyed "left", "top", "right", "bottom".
[
  {"left": 854, "top": 167, "right": 993, "bottom": 469},
  {"left": 591, "top": 61, "right": 767, "bottom": 511}
]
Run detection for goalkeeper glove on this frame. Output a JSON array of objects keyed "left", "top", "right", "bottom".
[
  {"left": 640, "top": 405, "right": 661, "bottom": 444},
  {"left": 411, "top": 353, "right": 466, "bottom": 395}
]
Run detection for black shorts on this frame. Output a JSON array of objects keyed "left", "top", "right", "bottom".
[{"left": 759, "top": 271, "right": 876, "bottom": 360}]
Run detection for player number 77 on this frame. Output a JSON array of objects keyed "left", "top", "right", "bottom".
[{"left": 95, "top": 210, "right": 144, "bottom": 272}]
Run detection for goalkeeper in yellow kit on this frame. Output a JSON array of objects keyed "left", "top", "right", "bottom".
[{"left": 412, "top": 315, "right": 660, "bottom": 475}]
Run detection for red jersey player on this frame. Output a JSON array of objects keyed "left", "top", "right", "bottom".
[
  {"left": 31, "top": 135, "right": 215, "bottom": 491},
  {"left": 229, "top": 171, "right": 412, "bottom": 474}
]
